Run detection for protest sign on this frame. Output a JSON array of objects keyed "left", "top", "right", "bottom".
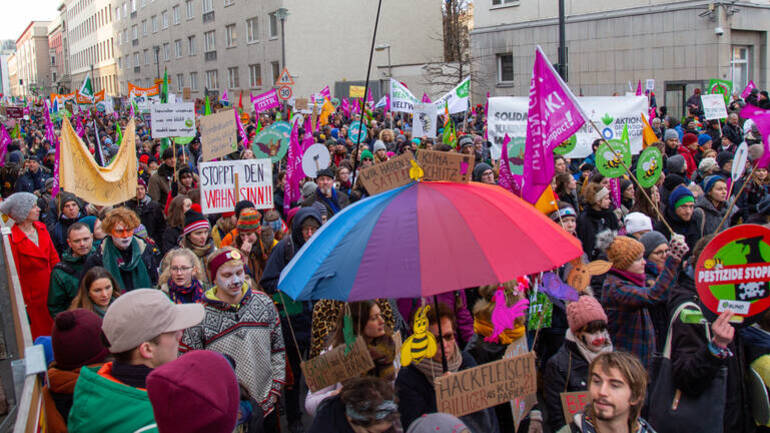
[
  {"left": 434, "top": 352, "right": 537, "bottom": 418},
  {"left": 596, "top": 139, "right": 632, "bottom": 178},
  {"left": 295, "top": 98, "right": 309, "bottom": 111},
  {"left": 636, "top": 146, "right": 663, "bottom": 188},
  {"left": 301, "top": 143, "right": 331, "bottom": 178},
  {"left": 646, "top": 79, "right": 655, "bottom": 91},
  {"left": 200, "top": 109, "right": 237, "bottom": 161},
  {"left": 183, "top": 87, "right": 191, "bottom": 101},
  {"left": 150, "top": 103, "right": 195, "bottom": 138},
  {"left": 487, "top": 96, "right": 648, "bottom": 160},
  {"left": 708, "top": 79, "right": 733, "bottom": 104},
  {"left": 128, "top": 82, "right": 160, "bottom": 98},
  {"left": 695, "top": 224, "right": 770, "bottom": 318},
  {"left": 413, "top": 103, "right": 438, "bottom": 138},
  {"left": 561, "top": 391, "right": 590, "bottom": 425},
  {"left": 199, "top": 159, "right": 273, "bottom": 213},
  {"left": 358, "top": 151, "right": 414, "bottom": 195},
  {"left": 505, "top": 338, "right": 537, "bottom": 432},
  {"left": 5, "top": 107, "right": 22, "bottom": 119},
  {"left": 733, "top": 142, "right": 749, "bottom": 184},
  {"left": 702, "top": 94, "right": 728, "bottom": 120},
  {"left": 349, "top": 121, "right": 367, "bottom": 143},
  {"left": 349, "top": 85, "right": 365, "bottom": 98},
  {"left": 434, "top": 76, "right": 470, "bottom": 114},
  {"left": 251, "top": 88, "right": 282, "bottom": 112},
  {"left": 301, "top": 336, "right": 375, "bottom": 392},
  {"left": 252, "top": 121, "right": 291, "bottom": 163},
  {"left": 416, "top": 149, "right": 474, "bottom": 183},
  {"left": 58, "top": 117, "right": 137, "bottom": 206},
  {"left": 390, "top": 79, "right": 419, "bottom": 113}
]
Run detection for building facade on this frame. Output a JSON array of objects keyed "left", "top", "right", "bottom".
[
  {"left": 49, "top": 3, "right": 72, "bottom": 94},
  {"left": 65, "top": 0, "right": 119, "bottom": 96},
  {"left": 471, "top": 0, "right": 770, "bottom": 119},
  {"left": 111, "top": 0, "right": 443, "bottom": 101},
  {"left": 8, "top": 54, "right": 18, "bottom": 97},
  {"left": 15, "top": 21, "right": 52, "bottom": 98}
]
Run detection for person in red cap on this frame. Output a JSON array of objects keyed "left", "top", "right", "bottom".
[
  {"left": 180, "top": 247, "right": 286, "bottom": 432},
  {"left": 678, "top": 133, "right": 699, "bottom": 179}
]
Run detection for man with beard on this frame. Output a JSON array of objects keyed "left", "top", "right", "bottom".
[{"left": 302, "top": 167, "right": 349, "bottom": 217}]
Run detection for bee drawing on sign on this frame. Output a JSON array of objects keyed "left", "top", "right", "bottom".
[
  {"left": 603, "top": 151, "right": 622, "bottom": 170},
  {"left": 642, "top": 159, "right": 657, "bottom": 177},
  {"left": 417, "top": 112, "right": 432, "bottom": 134}
]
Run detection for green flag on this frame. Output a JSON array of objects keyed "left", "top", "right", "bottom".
[
  {"left": 79, "top": 74, "right": 94, "bottom": 100},
  {"left": 442, "top": 119, "right": 456, "bottom": 148},
  {"left": 116, "top": 123, "right": 123, "bottom": 146},
  {"left": 160, "top": 68, "right": 168, "bottom": 104},
  {"left": 205, "top": 96, "right": 211, "bottom": 115},
  {"left": 11, "top": 123, "right": 20, "bottom": 139},
  {"left": 255, "top": 119, "right": 262, "bottom": 135}
]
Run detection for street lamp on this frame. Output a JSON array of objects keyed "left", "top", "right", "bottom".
[
  {"left": 375, "top": 43, "right": 392, "bottom": 77},
  {"left": 275, "top": 8, "right": 289, "bottom": 70}
]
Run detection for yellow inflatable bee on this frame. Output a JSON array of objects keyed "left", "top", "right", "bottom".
[{"left": 400, "top": 305, "right": 438, "bottom": 367}]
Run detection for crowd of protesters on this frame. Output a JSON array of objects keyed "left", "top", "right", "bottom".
[{"left": 1, "top": 85, "right": 769, "bottom": 433}]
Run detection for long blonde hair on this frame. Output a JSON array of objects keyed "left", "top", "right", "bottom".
[{"left": 158, "top": 248, "right": 205, "bottom": 288}]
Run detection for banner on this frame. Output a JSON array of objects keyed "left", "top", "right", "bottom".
[
  {"left": 58, "top": 117, "right": 137, "bottom": 206},
  {"left": 50, "top": 92, "right": 76, "bottom": 106},
  {"left": 742, "top": 80, "right": 757, "bottom": 99},
  {"left": 128, "top": 82, "right": 160, "bottom": 97},
  {"left": 413, "top": 103, "right": 438, "bottom": 138},
  {"left": 434, "top": 76, "right": 470, "bottom": 114},
  {"left": 150, "top": 103, "right": 196, "bottom": 138},
  {"left": 389, "top": 78, "right": 419, "bottom": 113},
  {"left": 349, "top": 85, "right": 365, "bottom": 98},
  {"left": 199, "top": 159, "right": 274, "bottom": 213},
  {"left": 250, "top": 88, "right": 281, "bottom": 113},
  {"left": 76, "top": 89, "right": 105, "bottom": 104},
  {"left": 487, "top": 96, "right": 648, "bottom": 160}
]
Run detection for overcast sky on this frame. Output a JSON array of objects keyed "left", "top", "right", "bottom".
[{"left": 1, "top": 1, "right": 60, "bottom": 42}]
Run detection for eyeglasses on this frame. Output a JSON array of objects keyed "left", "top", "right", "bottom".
[
  {"left": 651, "top": 248, "right": 670, "bottom": 256},
  {"left": 170, "top": 266, "right": 194, "bottom": 273}
]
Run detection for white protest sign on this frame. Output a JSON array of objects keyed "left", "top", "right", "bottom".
[
  {"left": 487, "top": 96, "right": 648, "bottom": 160},
  {"left": 390, "top": 78, "right": 419, "bottom": 113},
  {"left": 150, "top": 102, "right": 195, "bottom": 138},
  {"left": 732, "top": 142, "right": 749, "bottom": 183},
  {"left": 434, "top": 76, "right": 471, "bottom": 114},
  {"left": 413, "top": 103, "right": 438, "bottom": 138},
  {"left": 646, "top": 79, "right": 655, "bottom": 91},
  {"left": 199, "top": 159, "right": 274, "bottom": 214},
  {"left": 702, "top": 94, "right": 728, "bottom": 120}
]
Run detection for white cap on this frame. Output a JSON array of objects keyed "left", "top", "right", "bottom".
[{"left": 624, "top": 212, "right": 653, "bottom": 235}]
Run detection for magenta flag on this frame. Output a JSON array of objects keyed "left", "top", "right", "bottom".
[
  {"left": 385, "top": 94, "right": 391, "bottom": 113},
  {"left": 319, "top": 85, "right": 331, "bottom": 100},
  {"left": 483, "top": 92, "right": 490, "bottom": 141},
  {"left": 129, "top": 103, "right": 135, "bottom": 119},
  {"left": 421, "top": 93, "right": 432, "bottom": 103},
  {"left": 284, "top": 121, "right": 305, "bottom": 214},
  {"left": 498, "top": 134, "right": 521, "bottom": 196},
  {"left": 302, "top": 114, "right": 315, "bottom": 152},
  {"left": 0, "top": 124, "right": 10, "bottom": 167},
  {"left": 341, "top": 98, "right": 350, "bottom": 117},
  {"left": 609, "top": 178, "right": 621, "bottom": 209},
  {"left": 740, "top": 104, "right": 770, "bottom": 168},
  {"left": 366, "top": 90, "right": 374, "bottom": 106},
  {"left": 44, "top": 101, "right": 62, "bottom": 197},
  {"left": 742, "top": 80, "right": 757, "bottom": 99},
  {"left": 635, "top": 80, "right": 642, "bottom": 96},
  {"left": 235, "top": 108, "right": 248, "bottom": 149},
  {"left": 251, "top": 88, "right": 281, "bottom": 112},
  {"left": 221, "top": 90, "right": 229, "bottom": 103},
  {"left": 521, "top": 46, "right": 586, "bottom": 204},
  {"left": 75, "top": 116, "right": 86, "bottom": 138}
]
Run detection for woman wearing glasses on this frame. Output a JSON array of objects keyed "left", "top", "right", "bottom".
[{"left": 158, "top": 248, "right": 208, "bottom": 304}]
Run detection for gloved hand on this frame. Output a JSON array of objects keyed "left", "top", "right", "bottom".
[{"left": 669, "top": 234, "right": 689, "bottom": 260}]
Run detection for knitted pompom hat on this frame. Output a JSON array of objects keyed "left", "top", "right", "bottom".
[{"left": 606, "top": 235, "right": 645, "bottom": 270}]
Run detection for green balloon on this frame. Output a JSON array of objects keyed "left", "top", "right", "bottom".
[
  {"left": 174, "top": 136, "right": 195, "bottom": 145},
  {"left": 636, "top": 147, "right": 663, "bottom": 188},
  {"left": 251, "top": 121, "right": 291, "bottom": 163},
  {"left": 595, "top": 140, "right": 631, "bottom": 178},
  {"left": 553, "top": 135, "right": 576, "bottom": 155}
]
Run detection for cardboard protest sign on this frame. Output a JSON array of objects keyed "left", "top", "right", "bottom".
[
  {"left": 295, "top": 98, "right": 309, "bottom": 111},
  {"left": 358, "top": 151, "right": 414, "bottom": 196},
  {"left": 200, "top": 109, "right": 238, "bottom": 161},
  {"left": 252, "top": 121, "right": 291, "bottom": 163},
  {"left": 413, "top": 103, "right": 438, "bottom": 138},
  {"left": 702, "top": 94, "right": 728, "bottom": 120},
  {"left": 561, "top": 391, "right": 590, "bottom": 425},
  {"left": 150, "top": 103, "right": 196, "bottom": 138},
  {"left": 505, "top": 338, "right": 537, "bottom": 432},
  {"left": 695, "top": 224, "right": 770, "bottom": 318},
  {"left": 199, "top": 159, "right": 273, "bottom": 213},
  {"left": 301, "top": 336, "right": 375, "bottom": 392},
  {"left": 58, "top": 117, "right": 137, "bottom": 206},
  {"left": 415, "top": 149, "right": 474, "bottom": 183}
]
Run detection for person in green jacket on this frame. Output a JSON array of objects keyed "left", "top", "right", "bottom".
[
  {"left": 47, "top": 222, "right": 94, "bottom": 317},
  {"left": 68, "top": 289, "right": 204, "bottom": 433}
]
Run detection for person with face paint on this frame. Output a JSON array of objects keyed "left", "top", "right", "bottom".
[
  {"left": 85, "top": 208, "right": 160, "bottom": 293},
  {"left": 544, "top": 295, "right": 612, "bottom": 432},
  {"left": 180, "top": 247, "right": 285, "bottom": 432}
]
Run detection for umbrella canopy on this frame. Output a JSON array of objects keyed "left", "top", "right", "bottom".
[{"left": 279, "top": 181, "right": 583, "bottom": 301}]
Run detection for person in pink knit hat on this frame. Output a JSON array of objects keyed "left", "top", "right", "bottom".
[{"left": 543, "top": 295, "right": 614, "bottom": 431}]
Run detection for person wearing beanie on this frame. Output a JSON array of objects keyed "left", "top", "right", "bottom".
[
  {"left": 43, "top": 309, "right": 110, "bottom": 433},
  {"left": 211, "top": 210, "right": 237, "bottom": 248},
  {"left": 304, "top": 165, "right": 349, "bottom": 217},
  {"left": 14, "top": 152, "right": 51, "bottom": 196},
  {"left": 544, "top": 295, "right": 612, "bottom": 431},
  {"left": 550, "top": 204, "right": 578, "bottom": 236},
  {"left": 372, "top": 139, "right": 389, "bottom": 163},
  {"left": 619, "top": 178, "right": 635, "bottom": 212},
  {"left": 126, "top": 178, "right": 166, "bottom": 244},
  {"left": 663, "top": 128, "right": 681, "bottom": 157},
  {"left": 696, "top": 175, "right": 729, "bottom": 235},
  {"left": 302, "top": 180, "right": 318, "bottom": 200},
  {"left": 577, "top": 182, "right": 620, "bottom": 260},
  {"left": 698, "top": 133, "right": 713, "bottom": 151},
  {"left": 655, "top": 184, "right": 702, "bottom": 251},
  {"left": 49, "top": 192, "right": 84, "bottom": 252},
  {"left": 472, "top": 162, "right": 495, "bottom": 184},
  {"left": 405, "top": 413, "right": 470, "bottom": 433},
  {"left": 179, "top": 210, "right": 215, "bottom": 276},
  {"left": 1, "top": 192, "right": 59, "bottom": 339},
  {"left": 678, "top": 132, "right": 698, "bottom": 178},
  {"left": 180, "top": 247, "right": 286, "bottom": 430},
  {"left": 666, "top": 153, "right": 687, "bottom": 176},
  {"left": 147, "top": 146, "right": 176, "bottom": 207},
  {"left": 309, "top": 377, "right": 400, "bottom": 433},
  {"left": 716, "top": 151, "right": 734, "bottom": 178},
  {"left": 624, "top": 212, "right": 652, "bottom": 239},
  {"left": 639, "top": 229, "right": 673, "bottom": 351},
  {"left": 234, "top": 208, "right": 275, "bottom": 282},
  {"left": 219, "top": 203, "right": 259, "bottom": 248},
  {"left": 360, "top": 148, "right": 375, "bottom": 166},
  {"left": 697, "top": 156, "right": 718, "bottom": 182},
  {"left": 600, "top": 232, "right": 688, "bottom": 369},
  {"left": 147, "top": 350, "right": 240, "bottom": 433}
]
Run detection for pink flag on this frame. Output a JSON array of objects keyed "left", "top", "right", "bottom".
[
  {"left": 498, "top": 134, "right": 521, "bottom": 196},
  {"left": 341, "top": 98, "right": 350, "bottom": 117},
  {"left": 521, "top": 46, "right": 586, "bottom": 204},
  {"left": 635, "top": 80, "right": 642, "bottom": 96},
  {"left": 421, "top": 93, "right": 432, "bottom": 103},
  {"left": 609, "top": 178, "right": 621, "bottom": 209},
  {"left": 385, "top": 94, "right": 391, "bottom": 113},
  {"left": 235, "top": 108, "right": 248, "bottom": 149},
  {"left": 222, "top": 90, "right": 229, "bottom": 103},
  {"left": 352, "top": 99, "right": 361, "bottom": 114},
  {"left": 112, "top": 111, "right": 119, "bottom": 120},
  {"left": 740, "top": 104, "right": 770, "bottom": 168},
  {"left": 319, "top": 85, "right": 331, "bottom": 100},
  {"left": 741, "top": 80, "right": 757, "bottom": 99},
  {"left": 366, "top": 90, "right": 374, "bottom": 107},
  {"left": 75, "top": 116, "right": 86, "bottom": 138},
  {"left": 0, "top": 124, "right": 10, "bottom": 167},
  {"left": 129, "top": 103, "right": 135, "bottom": 119},
  {"left": 284, "top": 121, "right": 304, "bottom": 214},
  {"left": 302, "top": 115, "right": 315, "bottom": 152},
  {"left": 483, "top": 92, "right": 490, "bottom": 141},
  {"left": 44, "top": 101, "right": 61, "bottom": 197}
]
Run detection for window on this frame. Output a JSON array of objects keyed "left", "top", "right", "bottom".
[
  {"left": 176, "top": 73, "right": 184, "bottom": 92},
  {"left": 117, "top": 31, "right": 122, "bottom": 44},
  {"left": 142, "top": 19, "right": 147, "bottom": 35},
  {"left": 134, "top": 52, "right": 140, "bottom": 66},
  {"left": 268, "top": 12, "right": 278, "bottom": 38},
  {"left": 175, "top": 40, "right": 183, "bottom": 57},
  {"left": 228, "top": 67, "right": 239, "bottom": 88},
  {"left": 188, "top": 35, "right": 197, "bottom": 55},
  {"left": 225, "top": 24, "right": 237, "bottom": 47},
  {"left": 497, "top": 53, "right": 513, "bottom": 83},
  {"left": 144, "top": 49, "right": 149, "bottom": 64},
  {"left": 206, "top": 69, "right": 218, "bottom": 89},
  {"left": 123, "top": 2, "right": 128, "bottom": 16},
  {"left": 131, "top": 0, "right": 136, "bottom": 12},
  {"left": 224, "top": 0, "right": 233, "bottom": 5},
  {"left": 246, "top": 17, "right": 258, "bottom": 42},
  {"left": 271, "top": 61, "right": 279, "bottom": 83},
  {"left": 186, "top": 0, "right": 194, "bottom": 18},
  {"left": 732, "top": 46, "right": 751, "bottom": 96},
  {"left": 162, "top": 10, "right": 169, "bottom": 28},
  {"left": 190, "top": 71, "right": 198, "bottom": 90},
  {"left": 202, "top": 0, "right": 213, "bottom": 13},
  {"left": 204, "top": 30, "right": 215, "bottom": 52},
  {"left": 132, "top": 25, "right": 138, "bottom": 40},
  {"left": 116, "top": 7, "right": 121, "bottom": 21},
  {"left": 118, "top": 57, "right": 122, "bottom": 68},
  {"left": 249, "top": 63, "right": 261, "bottom": 87},
  {"left": 151, "top": 15, "right": 158, "bottom": 32},
  {"left": 163, "top": 43, "right": 170, "bottom": 60},
  {"left": 172, "top": 5, "right": 180, "bottom": 24}
]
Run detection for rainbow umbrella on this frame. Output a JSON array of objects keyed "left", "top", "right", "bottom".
[{"left": 279, "top": 181, "right": 583, "bottom": 301}]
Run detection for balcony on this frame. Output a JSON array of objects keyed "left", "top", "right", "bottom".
[
  {"left": 203, "top": 11, "right": 214, "bottom": 23},
  {"left": 204, "top": 51, "right": 217, "bottom": 61}
]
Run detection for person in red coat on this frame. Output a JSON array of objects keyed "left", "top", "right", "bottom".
[{"left": 0, "top": 192, "right": 60, "bottom": 339}]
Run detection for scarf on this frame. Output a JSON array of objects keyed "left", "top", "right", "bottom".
[
  {"left": 414, "top": 342, "right": 463, "bottom": 387},
  {"left": 566, "top": 328, "right": 613, "bottom": 364},
  {"left": 102, "top": 237, "right": 153, "bottom": 291},
  {"left": 473, "top": 318, "right": 526, "bottom": 345},
  {"left": 184, "top": 236, "right": 215, "bottom": 260},
  {"left": 367, "top": 335, "right": 396, "bottom": 381},
  {"left": 317, "top": 188, "right": 341, "bottom": 214},
  {"left": 168, "top": 278, "right": 205, "bottom": 304},
  {"left": 610, "top": 268, "right": 646, "bottom": 286}
]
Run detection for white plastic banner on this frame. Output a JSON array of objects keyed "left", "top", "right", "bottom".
[
  {"left": 434, "top": 76, "right": 470, "bottom": 114},
  {"left": 389, "top": 79, "right": 419, "bottom": 113}
]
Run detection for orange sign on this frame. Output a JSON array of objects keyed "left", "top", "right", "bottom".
[
  {"left": 128, "top": 82, "right": 160, "bottom": 97},
  {"left": 75, "top": 89, "right": 105, "bottom": 104}
]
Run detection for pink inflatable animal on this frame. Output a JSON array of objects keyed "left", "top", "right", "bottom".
[{"left": 485, "top": 287, "right": 530, "bottom": 343}]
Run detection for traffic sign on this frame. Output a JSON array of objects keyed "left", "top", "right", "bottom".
[
  {"left": 277, "top": 85, "right": 293, "bottom": 101},
  {"left": 276, "top": 68, "right": 294, "bottom": 86}
]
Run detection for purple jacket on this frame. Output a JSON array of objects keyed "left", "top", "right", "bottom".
[{"left": 397, "top": 291, "right": 474, "bottom": 344}]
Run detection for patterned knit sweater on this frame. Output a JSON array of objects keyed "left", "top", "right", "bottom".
[{"left": 180, "top": 285, "right": 286, "bottom": 414}]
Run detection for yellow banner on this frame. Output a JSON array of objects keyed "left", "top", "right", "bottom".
[
  {"left": 349, "top": 85, "right": 365, "bottom": 98},
  {"left": 59, "top": 117, "right": 137, "bottom": 206}
]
